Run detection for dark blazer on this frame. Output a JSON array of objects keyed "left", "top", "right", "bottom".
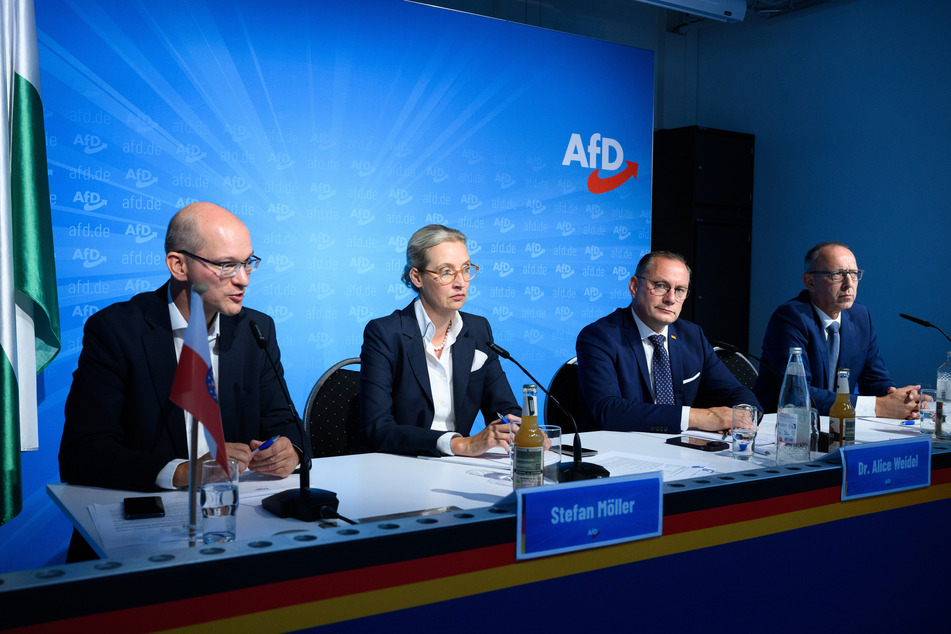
[
  {"left": 59, "top": 283, "right": 304, "bottom": 491},
  {"left": 359, "top": 302, "right": 520, "bottom": 456},
  {"left": 576, "top": 306, "right": 759, "bottom": 432},
  {"left": 753, "top": 290, "right": 895, "bottom": 414}
]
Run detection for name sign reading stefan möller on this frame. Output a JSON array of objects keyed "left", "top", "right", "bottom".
[
  {"left": 840, "top": 437, "right": 931, "bottom": 501},
  {"left": 515, "top": 472, "right": 663, "bottom": 560}
]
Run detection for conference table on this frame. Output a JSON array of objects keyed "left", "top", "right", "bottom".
[{"left": 7, "top": 417, "right": 950, "bottom": 632}]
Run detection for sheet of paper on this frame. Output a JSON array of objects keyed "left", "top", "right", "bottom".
[{"left": 586, "top": 451, "right": 715, "bottom": 481}]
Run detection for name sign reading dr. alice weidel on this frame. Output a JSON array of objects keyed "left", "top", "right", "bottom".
[
  {"left": 840, "top": 437, "right": 931, "bottom": 501},
  {"left": 516, "top": 473, "right": 663, "bottom": 560}
]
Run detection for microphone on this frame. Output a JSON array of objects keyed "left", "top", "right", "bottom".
[
  {"left": 249, "top": 320, "right": 350, "bottom": 523},
  {"left": 488, "top": 342, "right": 609, "bottom": 481},
  {"left": 900, "top": 313, "right": 951, "bottom": 343}
]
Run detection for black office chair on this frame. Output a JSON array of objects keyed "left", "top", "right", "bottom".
[
  {"left": 545, "top": 356, "right": 599, "bottom": 433},
  {"left": 303, "top": 357, "right": 362, "bottom": 458},
  {"left": 710, "top": 341, "right": 759, "bottom": 390}
]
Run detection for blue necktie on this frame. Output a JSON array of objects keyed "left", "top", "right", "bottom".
[
  {"left": 649, "top": 334, "right": 675, "bottom": 405},
  {"left": 827, "top": 321, "right": 840, "bottom": 389}
]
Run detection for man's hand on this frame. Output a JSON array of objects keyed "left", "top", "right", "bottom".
[
  {"left": 875, "top": 385, "right": 921, "bottom": 419},
  {"left": 687, "top": 406, "right": 735, "bottom": 431},
  {"left": 172, "top": 442, "right": 254, "bottom": 487},
  {"left": 249, "top": 436, "right": 299, "bottom": 478}
]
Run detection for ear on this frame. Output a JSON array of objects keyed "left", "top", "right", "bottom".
[
  {"left": 628, "top": 276, "right": 639, "bottom": 299},
  {"left": 409, "top": 267, "right": 423, "bottom": 290},
  {"left": 802, "top": 272, "right": 815, "bottom": 292},
  {"left": 167, "top": 252, "right": 188, "bottom": 282}
]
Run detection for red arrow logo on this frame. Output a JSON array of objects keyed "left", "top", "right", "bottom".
[{"left": 586, "top": 160, "right": 639, "bottom": 194}]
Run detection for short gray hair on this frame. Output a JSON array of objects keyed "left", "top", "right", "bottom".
[
  {"left": 804, "top": 241, "right": 850, "bottom": 273},
  {"left": 401, "top": 224, "right": 467, "bottom": 291},
  {"left": 634, "top": 251, "right": 691, "bottom": 279}
]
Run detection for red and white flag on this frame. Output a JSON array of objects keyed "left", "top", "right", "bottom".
[{"left": 169, "top": 286, "right": 229, "bottom": 474}]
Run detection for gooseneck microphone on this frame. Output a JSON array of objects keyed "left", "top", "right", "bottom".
[
  {"left": 900, "top": 313, "right": 951, "bottom": 343},
  {"left": 488, "top": 342, "right": 609, "bottom": 481},
  {"left": 249, "top": 320, "right": 355, "bottom": 524}
]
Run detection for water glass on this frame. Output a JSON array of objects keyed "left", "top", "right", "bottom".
[
  {"left": 920, "top": 389, "right": 937, "bottom": 436},
  {"left": 201, "top": 458, "right": 239, "bottom": 544},
  {"left": 731, "top": 404, "right": 762, "bottom": 460},
  {"left": 539, "top": 424, "right": 562, "bottom": 485}
]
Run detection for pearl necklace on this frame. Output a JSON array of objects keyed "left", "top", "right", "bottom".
[{"left": 432, "top": 319, "right": 452, "bottom": 353}]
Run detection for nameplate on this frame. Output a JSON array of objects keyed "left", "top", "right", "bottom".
[
  {"left": 839, "top": 437, "right": 931, "bottom": 501},
  {"left": 515, "top": 472, "right": 663, "bottom": 560}
]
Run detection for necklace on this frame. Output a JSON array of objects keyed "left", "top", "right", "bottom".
[{"left": 433, "top": 319, "right": 452, "bottom": 353}]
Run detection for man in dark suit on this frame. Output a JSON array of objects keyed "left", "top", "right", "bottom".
[
  {"left": 360, "top": 224, "right": 520, "bottom": 456},
  {"left": 576, "top": 251, "right": 759, "bottom": 433},
  {"left": 60, "top": 202, "right": 304, "bottom": 492},
  {"left": 753, "top": 241, "right": 919, "bottom": 417}
]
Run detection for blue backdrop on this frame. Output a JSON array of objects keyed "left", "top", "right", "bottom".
[{"left": 4, "top": 0, "right": 654, "bottom": 571}]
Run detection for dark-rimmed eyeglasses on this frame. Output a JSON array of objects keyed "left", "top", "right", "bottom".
[
  {"left": 179, "top": 250, "right": 261, "bottom": 278},
  {"left": 808, "top": 269, "right": 864, "bottom": 282},
  {"left": 641, "top": 277, "right": 689, "bottom": 302},
  {"left": 421, "top": 264, "right": 480, "bottom": 285}
]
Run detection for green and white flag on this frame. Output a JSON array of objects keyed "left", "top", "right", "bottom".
[{"left": 1, "top": 0, "right": 60, "bottom": 525}]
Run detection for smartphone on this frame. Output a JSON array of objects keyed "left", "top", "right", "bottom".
[
  {"left": 123, "top": 496, "right": 165, "bottom": 520},
  {"left": 665, "top": 436, "right": 729, "bottom": 452},
  {"left": 562, "top": 445, "right": 598, "bottom": 458}
]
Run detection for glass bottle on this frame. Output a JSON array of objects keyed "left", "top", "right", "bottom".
[
  {"left": 513, "top": 384, "right": 544, "bottom": 489},
  {"left": 776, "top": 347, "right": 811, "bottom": 465},
  {"left": 937, "top": 352, "right": 951, "bottom": 401},
  {"left": 828, "top": 368, "right": 855, "bottom": 451}
]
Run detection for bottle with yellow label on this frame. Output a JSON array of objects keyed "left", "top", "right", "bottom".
[
  {"left": 513, "top": 384, "right": 544, "bottom": 489},
  {"left": 828, "top": 368, "right": 855, "bottom": 451}
]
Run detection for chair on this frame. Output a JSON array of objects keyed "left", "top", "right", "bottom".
[
  {"left": 303, "top": 357, "right": 362, "bottom": 458},
  {"left": 544, "top": 357, "right": 599, "bottom": 433},
  {"left": 710, "top": 341, "right": 759, "bottom": 390}
]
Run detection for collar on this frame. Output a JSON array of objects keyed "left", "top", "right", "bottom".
[
  {"left": 168, "top": 286, "right": 220, "bottom": 340},
  {"left": 630, "top": 305, "right": 669, "bottom": 341},
  {"left": 811, "top": 302, "right": 841, "bottom": 332},
  {"left": 413, "top": 297, "right": 463, "bottom": 342}
]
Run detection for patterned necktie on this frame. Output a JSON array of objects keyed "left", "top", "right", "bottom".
[
  {"left": 827, "top": 321, "right": 840, "bottom": 389},
  {"left": 648, "top": 334, "right": 675, "bottom": 405}
]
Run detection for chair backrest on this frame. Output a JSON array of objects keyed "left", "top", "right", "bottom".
[
  {"left": 303, "top": 357, "right": 361, "bottom": 458},
  {"left": 544, "top": 357, "right": 599, "bottom": 433},
  {"left": 712, "top": 346, "right": 758, "bottom": 390}
]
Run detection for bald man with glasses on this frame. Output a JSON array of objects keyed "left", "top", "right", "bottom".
[
  {"left": 753, "top": 241, "right": 919, "bottom": 418},
  {"left": 576, "top": 251, "right": 760, "bottom": 433},
  {"left": 60, "top": 202, "right": 305, "bottom": 493}
]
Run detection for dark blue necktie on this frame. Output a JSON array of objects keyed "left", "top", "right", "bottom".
[
  {"left": 827, "top": 321, "right": 840, "bottom": 389},
  {"left": 649, "top": 334, "right": 675, "bottom": 405}
]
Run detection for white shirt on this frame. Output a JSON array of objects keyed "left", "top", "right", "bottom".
[
  {"left": 812, "top": 303, "right": 875, "bottom": 416},
  {"left": 414, "top": 298, "right": 464, "bottom": 455},
  {"left": 154, "top": 292, "right": 221, "bottom": 489},
  {"left": 630, "top": 307, "right": 691, "bottom": 431}
]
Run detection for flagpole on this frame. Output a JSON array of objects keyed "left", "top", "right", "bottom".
[{"left": 185, "top": 283, "right": 209, "bottom": 547}]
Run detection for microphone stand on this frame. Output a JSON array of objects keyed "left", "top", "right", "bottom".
[
  {"left": 250, "top": 321, "right": 355, "bottom": 524},
  {"left": 488, "top": 343, "right": 609, "bottom": 481},
  {"left": 900, "top": 313, "right": 951, "bottom": 344}
]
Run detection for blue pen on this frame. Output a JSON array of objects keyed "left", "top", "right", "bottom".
[{"left": 251, "top": 435, "right": 280, "bottom": 456}]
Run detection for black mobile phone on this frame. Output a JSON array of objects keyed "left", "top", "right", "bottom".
[
  {"left": 562, "top": 445, "right": 598, "bottom": 458},
  {"left": 123, "top": 496, "right": 165, "bottom": 520},
  {"left": 665, "top": 436, "right": 730, "bottom": 452}
]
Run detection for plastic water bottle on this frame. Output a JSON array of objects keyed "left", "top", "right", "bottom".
[
  {"left": 776, "top": 347, "right": 811, "bottom": 464},
  {"left": 938, "top": 352, "right": 951, "bottom": 401}
]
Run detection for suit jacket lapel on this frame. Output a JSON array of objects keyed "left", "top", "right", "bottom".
[
  {"left": 218, "top": 313, "right": 237, "bottom": 434},
  {"left": 401, "top": 304, "right": 433, "bottom": 405},
  {"left": 143, "top": 285, "right": 187, "bottom": 455},
  {"left": 622, "top": 308, "right": 652, "bottom": 396},
  {"left": 451, "top": 319, "right": 475, "bottom": 412},
  {"left": 667, "top": 323, "right": 685, "bottom": 405},
  {"left": 839, "top": 309, "right": 854, "bottom": 375}
]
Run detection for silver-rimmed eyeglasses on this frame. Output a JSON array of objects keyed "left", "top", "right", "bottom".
[
  {"left": 808, "top": 269, "right": 864, "bottom": 282},
  {"left": 180, "top": 250, "right": 261, "bottom": 278},
  {"left": 641, "top": 278, "right": 689, "bottom": 302}
]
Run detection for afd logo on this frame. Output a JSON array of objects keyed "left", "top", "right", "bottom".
[
  {"left": 492, "top": 306, "right": 513, "bottom": 322},
  {"left": 556, "top": 263, "right": 575, "bottom": 279},
  {"left": 613, "top": 265, "right": 631, "bottom": 281},
  {"left": 524, "top": 328, "right": 543, "bottom": 345},
  {"left": 71, "top": 304, "right": 99, "bottom": 318},
  {"left": 270, "top": 152, "right": 294, "bottom": 170},
  {"left": 348, "top": 305, "right": 373, "bottom": 323},
  {"left": 585, "top": 245, "right": 604, "bottom": 261},
  {"left": 267, "top": 254, "right": 293, "bottom": 273},
  {"left": 73, "top": 247, "right": 106, "bottom": 268},
  {"left": 267, "top": 305, "right": 294, "bottom": 324},
  {"left": 350, "top": 257, "right": 374, "bottom": 274},
  {"left": 525, "top": 285, "right": 544, "bottom": 302},
  {"left": 178, "top": 143, "right": 206, "bottom": 162},
  {"left": 390, "top": 188, "right": 412, "bottom": 206},
  {"left": 494, "top": 217, "right": 514, "bottom": 233},
  {"left": 467, "top": 239, "right": 482, "bottom": 256},
  {"left": 351, "top": 208, "right": 375, "bottom": 226},
  {"left": 557, "top": 221, "right": 575, "bottom": 237},
  {"left": 562, "top": 133, "right": 638, "bottom": 194},
  {"left": 308, "top": 332, "right": 334, "bottom": 350},
  {"left": 73, "top": 134, "right": 107, "bottom": 154},
  {"left": 460, "top": 194, "right": 482, "bottom": 211},
  {"left": 224, "top": 175, "right": 251, "bottom": 195},
  {"left": 126, "top": 168, "right": 157, "bottom": 188},
  {"left": 389, "top": 236, "right": 408, "bottom": 252},
  {"left": 309, "top": 282, "right": 334, "bottom": 299},
  {"left": 125, "top": 223, "right": 158, "bottom": 244},
  {"left": 427, "top": 166, "right": 449, "bottom": 183},
  {"left": 352, "top": 160, "right": 375, "bottom": 177},
  {"left": 227, "top": 123, "right": 251, "bottom": 142},
  {"left": 73, "top": 191, "right": 107, "bottom": 211},
  {"left": 585, "top": 287, "right": 603, "bottom": 302},
  {"left": 525, "top": 242, "right": 545, "bottom": 259},
  {"left": 555, "top": 306, "right": 574, "bottom": 322},
  {"left": 268, "top": 203, "right": 294, "bottom": 221},
  {"left": 310, "top": 233, "right": 335, "bottom": 250},
  {"left": 493, "top": 261, "right": 514, "bottom": 278},
  {"left": 525, "top": 199, "right": 545, "bottom": 215},
  {"left": 125, "top": 279, "right": 153, "bottom": 293},
  {"left": 388, "top": 283, "right": 412, "bottom": 301}
]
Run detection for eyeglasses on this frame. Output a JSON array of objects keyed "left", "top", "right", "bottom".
[
  {"left": 808, "top": 269, "right": 864, "bottom": 282},
  {"left": 180, "top": 250, "right": 261, "bottom": 278},
  {"left": 421, "top": 264, "right": 480, "bottom": 285},
  {"left": 641, "top": 278, "right": 689, "bottom": 302}
]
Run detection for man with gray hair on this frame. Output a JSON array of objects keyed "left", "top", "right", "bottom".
[{"left": 753, "top": 241, "right": 918, "bottom": 418}]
